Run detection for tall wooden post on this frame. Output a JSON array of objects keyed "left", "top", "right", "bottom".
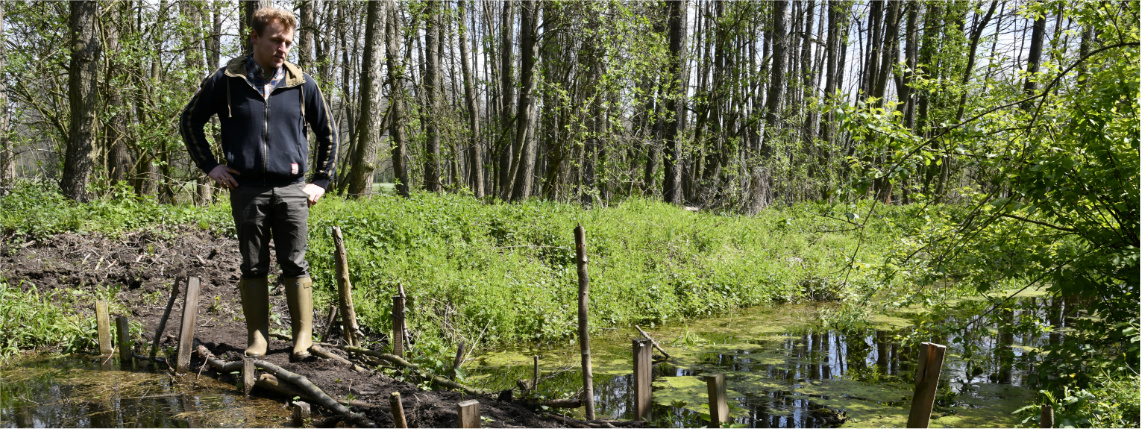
[
  {"left": 706, "top": 374, "right": 728, "bottom": 428},
  {"left": 633, "top": 338, "right": 653, "bottom": 421},
  {"left": 242, "top": 358, "right": 256, "bottom": 397},
  {"left": 95, "top": 301, "right": 112, "bottom": 356},
  {"left": 906, "top": 342, "right": 946, "bottom": 428},
  {"left": 390, "top": 392, "right": 408, "bottom": 428},
  {"left": 332, "top": 226, "right": 361, "bottom": 347},
  {"left": 176, "top": 276, "right": 202, "bottom": 373},
  {"left": 392, "top": 294, "right": 405, "bottom": 357},
  {"left": 457, "top": 400, "right": 480, "bottom": 428},
  {"left": 116, "top": 316, "right": 131, "bottom": 369},
  {"left": 574, "top": 224, "right": 595, "bottom": 419}
]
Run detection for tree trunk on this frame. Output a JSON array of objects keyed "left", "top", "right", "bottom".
[
  {"left": 661, "top": 0, "right": 686, "bottom": 204},
  {"left": 61, "top": 0, "right": 101, "bottom": 202},
  {"left": 509, "top": 0, "right": 539, "bottom": 201},
  {"left": 423, "top": 1, "right": 442, "bottom": 193},
  {"left": 754, "top": 0, "right": 786, "bottom": 212},
  {"left": 497, "top": 1, "right": 516, "bottom": 199},
  {"left": 0, "top": 1, "right": 12, "bottom": 189},
  {"left": 458, "top": 0, "right": 484, "bottom": 198},
  {"left": 298, "top": 0, "right": 315, "bottom": 71},
  {"left": 1020, "top": 9, "right": 1047, "bottom": 111},
  {"left": 385, "top": 0, "right": 410, "bottom": 197},
  {"left": 346, "top": 0, "right": 385, "bottom": 198}
]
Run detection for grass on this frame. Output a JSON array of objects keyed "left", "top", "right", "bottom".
[{"left": 1, "top": 181, "right": 905, "bottom": 354}]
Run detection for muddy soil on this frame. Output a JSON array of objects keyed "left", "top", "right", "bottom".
[{"left": 1, "top": 226, "right": 563, "bottom": 428}]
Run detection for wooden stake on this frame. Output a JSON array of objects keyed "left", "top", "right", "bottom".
[
  {"left": 116, "top": 316, "right": 131, "bottom": 369},
  {"left": 321, "top": 304, "right": 339, "bottom": 342},
  {"left": 392, "top": 295, "right": 405, "bottom": 357},
  {"left": 243, "top": 358, "right": 257, "bottom": 397},
  {"left": 291, "top": 401, "right": 311, "bottom": 427},
  {"left": 175, "top": 276, "right": 202, "bottom": 373},
  {"left": 633, "top": 338, "right": 652, "bottom": 422},
  {"left": 390, "top": 392, "right": 408, "bottom": 428},
  {"left": 457, "top": 400, "right": 480, "bottom": 428},
  {"left": 532, "top": 355, "right": 540, "bottom": 391},
  {"left": 635, "top": 325, "right": 671, "bottom": 359},
  {"left": 906, "top": 342, "right": 946, "bottom": 428},
  {"left": 1039, "top": 404, "right": 1054, "bottom": 428},
  {"left": 706, "top": 374, "right": 728, "bottom": 428},
  {"left": 150, "top": 279, "right": 181, "bottom": 364},
  {"left": 574, "top": 224, "right": 596, "bottom": 420},
  {"left": 332, "top": 226, "right": 361, "bottom": 347},
  {"left": 96, "top": 300, "right": 112, "bottom": 356}
]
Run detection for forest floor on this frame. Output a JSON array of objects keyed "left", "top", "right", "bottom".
[{"left": 2, "top": 226, "right": 570, "bottom": 428}]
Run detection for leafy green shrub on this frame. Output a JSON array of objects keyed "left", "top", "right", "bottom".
[{"left": 0, "top": 281, "right": 94, "bottom": 362}]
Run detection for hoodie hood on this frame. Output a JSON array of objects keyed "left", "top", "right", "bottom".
[{"left": 223, "top": 55, "right": 306, "bottom": 88}]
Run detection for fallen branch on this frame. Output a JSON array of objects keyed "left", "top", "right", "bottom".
[
  {"left": 634, "top": 325, "right": 671, "bottom": 359},
  {"left": 545, "top": 413, "right": 647, "bottom": 428},
  {"left": 328, "top": 344, "right": 486, "bottom": 395},
  {"left": 193, "top": 344, "right": 375, "bottom": 427},
  {"left": 310, "top": 345, "right": 367, "bottom": 372}
]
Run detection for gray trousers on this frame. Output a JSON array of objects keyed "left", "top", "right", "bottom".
[{"left": 230, "top": 183, "right": 310, "bottom": 278}]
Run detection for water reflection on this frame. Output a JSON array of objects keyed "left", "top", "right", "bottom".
[
  {"left": 470, "top": 296, "right": 1053, "bottom": 428},
  {"left": 0, "top": 355, "right": 283, "bottom": 428}
]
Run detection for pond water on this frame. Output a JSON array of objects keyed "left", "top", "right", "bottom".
[
  {"left": 0, "top": 355, "right": 287, "bottom": 428},
  {"left": 467, "top": 291, "right": 1057, "bottom": 428}
]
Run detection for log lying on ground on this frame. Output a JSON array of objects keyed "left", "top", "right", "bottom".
[
  {"left": 545, "top": 413, "right": 648, "bottom": 428},
  {"left": 193, "top": 345, "right": 375, "bottom": 427},
  {"left": 328, "top": 343, "right": 486, "bottom": 395},
  {"left": 310, "top": 345, "right": 367, "bottom": 372}
]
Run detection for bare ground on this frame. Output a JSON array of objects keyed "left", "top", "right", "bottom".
[{"left": 1, "top": 225, "right": 565, "bottom": 428}]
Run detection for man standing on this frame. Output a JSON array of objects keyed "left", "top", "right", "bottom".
[{"left": 180, "top": 7, "right": 338, "bottom": 360}]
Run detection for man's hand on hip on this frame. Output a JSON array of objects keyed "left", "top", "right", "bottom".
[
  {"left": 209, "top": 165, "right": 240, "bottom": 189},
  {"left": 303, "top": 184, "right": 325, "bottom": 207}
]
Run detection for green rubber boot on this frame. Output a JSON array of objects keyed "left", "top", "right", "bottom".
[
  {"left": 238, "top": 277, "right": 270, "bottom": 357},
  {"left": 283, "top": 276, "right": 314, "bottom": 360}
]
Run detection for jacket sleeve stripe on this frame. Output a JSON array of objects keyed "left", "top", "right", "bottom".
[{"left": 180, "top": 75, "right": 220, "bottom": 173}]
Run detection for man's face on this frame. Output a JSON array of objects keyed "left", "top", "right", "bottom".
[{"left": 250, "top": 20, "right": 293, "bottom": 71}]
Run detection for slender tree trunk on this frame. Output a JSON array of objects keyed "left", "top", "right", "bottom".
[
  {"left": 458, "top": 0, "right": 484, "bottom": 198},
  {"left": 753, "top": 0, "right": 786, "bottom": 212},
  {"left": 662, "top": 0, "right": 686, "bottom": 204},
  {"left": 0, "top": 1, "right": 13, "bottom": 189},
  {"left": 385, "top": 0, "right": 410, "bottom": 197},
  {"left": 347, "top": 0, "right": 385, "bottom": 197},
  {"left": 240, "top": 1, "right": 269, "bottom": 55},
  {"left": 298, "top": 0, "right": 315, "bottom": 71},
  {"left": 497, "top": 1, "right": 516, "bottom": 199},
  {"left": 954, "top": 1, "right": 998, "bottom": 122},
  {"left": 423, "top": 1, "right": 442, "bottom": 192},
  {"left": 509, "top": 0, "right": 539, "bottom": 201},
  {"left": 1020, "top": 9, "right": 1047, "bottom": 111},
  {"left": 61, "top": 0, "right": 101, "bottom": 202}
]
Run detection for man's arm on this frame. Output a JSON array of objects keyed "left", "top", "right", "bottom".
[
  {"left": 304, "top": 79, "right": 339, "bottom": 189},
  {"left": 303, "top": 78, "right": 340, "bottom": 204},
  {"left": 180, "top": 74, "right": 236, "bottom": 187}
]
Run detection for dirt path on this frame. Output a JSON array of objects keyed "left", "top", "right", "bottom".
[{"left": 2, "top": 226, "right": 563, "bottom": 428}]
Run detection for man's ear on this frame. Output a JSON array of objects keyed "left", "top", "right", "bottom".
[{"left": 249, "top": 30, "right": 259, "bottom": 45}]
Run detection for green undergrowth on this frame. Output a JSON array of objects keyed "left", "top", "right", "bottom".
[{"left": 2, "top": 182, "right": 911, "bottom": 354}]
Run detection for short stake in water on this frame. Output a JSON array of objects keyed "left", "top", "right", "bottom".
[
  {"left": 176, "top": 276, "right": 202, "bottom": 373},
  {"left": 116, "top": 316, "right": 131, "bottom": 369},
  {"left": 96, "top": 300, "right": 112, "bottom": 356},
  {"left": 706, "top": 373, "right": 728, "bottom": 428},
  {"left": 291, "top": 401, "right": 310, "bottom": 427},
  {"left": 633, "top": 338, "right": 653, "bottom": 422},
  {"left": 906, "top": 342, "right": 946, "bottom": 428},
  {"left": 243, "top": 358, "right": 257, "bottom": 397},
  {"left": 457, "top": 399, "right": 480, "bottom": 428}
]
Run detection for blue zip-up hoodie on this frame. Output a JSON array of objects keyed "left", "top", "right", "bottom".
[{"left": 180, "top": 56, "right": 338, "bottom": 189}]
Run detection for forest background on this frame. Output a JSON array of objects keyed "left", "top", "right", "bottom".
[{"left": 0, "top": 0, "right": 1137, "bottom": 426}]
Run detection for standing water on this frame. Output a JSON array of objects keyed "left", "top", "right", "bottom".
[
  {"left": 467, "top": 292, "right": 1051, "bottom": 428},
  {"left": 0, "top": 355, "right": 287, "bottom": 427}
]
